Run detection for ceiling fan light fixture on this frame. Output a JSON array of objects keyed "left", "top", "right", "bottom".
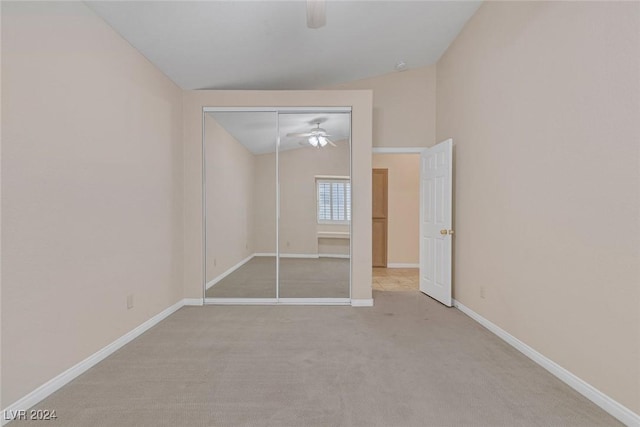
[
  {"left": 318, "top": 136, "right": 328, "bottom": 147},
  {"left": 307, "top": 0, "right": 326, "bottom": 29},
  {"left": 309, "top": 136, "right": 320, "bottom": 147},
  {"left": 395, "top": 61, "right": 408, "bottom": 72}
]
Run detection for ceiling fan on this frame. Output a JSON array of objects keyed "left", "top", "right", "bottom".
[
  {"left": 307, "top": 0, "right": 326, "bottom": 29},
  {"left": 287, "top": 122, "right": 337, "bottom": 148}
]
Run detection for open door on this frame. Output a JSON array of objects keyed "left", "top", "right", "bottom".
[{"left": 420, "top": 139, "right": 453, "bottom": 307}]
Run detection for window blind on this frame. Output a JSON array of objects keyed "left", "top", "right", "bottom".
[{"left": 317, "top": 179, "right": 351, "bottom": 223}]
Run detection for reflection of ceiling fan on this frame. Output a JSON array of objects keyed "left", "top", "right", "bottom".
[{"left": 287, "top": 123, "right": 337, "bottom": 148}]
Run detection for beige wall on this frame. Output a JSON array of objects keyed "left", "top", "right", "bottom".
[
  {"left": 1, "top": 1, "right": 184, "bottom": 406},
  {"left": 204, "top": 115, "right": 254, "bottom": 283},
  {"left": 372, "top": 154, "right": 420, "bottom": 265},
  {"left": 436, "top": 1, "right": 640, "bottom": 413},
  {"left": 328, "top": 66, "right": 436, "bottom": 148},
  {"left": 252, "top": 152, "right": 277, "bottom": 254},
  {"left": 183, "top": 91, "right": 373, "bottom": 300}
]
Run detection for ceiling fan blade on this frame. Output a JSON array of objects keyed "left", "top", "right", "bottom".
[
  {"left": 287, "top": 132, "right": 333, "bottom": 138},
  {"left": 286, "top": 132, "right": 314, "bottom": 137},
  {"left": 307, "top": 0, "right": 326, "bottom": 29},
  {"left": 327, "top": 138, "right": 337, "bottom": 147}
]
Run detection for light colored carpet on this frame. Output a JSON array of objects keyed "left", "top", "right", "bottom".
[
  {"left": 206, "top": 257, "right": 350, "bottom": 298},
  {"left": 16, "top": 292, "right": 620, "bottom": 427}
]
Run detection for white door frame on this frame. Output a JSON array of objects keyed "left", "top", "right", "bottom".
[{"left": 371, "top": 145, "right": 453, "bottom": 306}]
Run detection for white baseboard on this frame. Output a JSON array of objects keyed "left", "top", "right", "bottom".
[
  {"left": 453, "top": 299, "right": 640, "bottom": 427},
  {"left": 183, "top": 298, "right": 204, "bottom": 306},
  {"left": 318, "top": 253, "right": 350, "bottom": 259},
  {"left": 206, "top": 255, "right": 254, "bottom": 290},
  {"left": 351, "top": 298, "right": 374, "bottom": 307},
  {"left": 279, "top": 253, "right": 319, "bottom": 259},
  {"left": 204, "top": 298, "right": 351, "bottom": 306},
  {"left": 278, "top": 298, "right": 350, "bottom": 305},
  {"left": 249, "top": 252, "right": 348, "bottom": 260},
  {"left": 1, "top": 299, "right": 185, "bottom": 426},
  {"left": 255, "top": 253, "right": 318, "bottom": 258},
  {"left": 386, "top": 263, "right": 419, "bottom": 268},
  {"left": 205, "top": 298, "right": 278, "bottom": 305}
]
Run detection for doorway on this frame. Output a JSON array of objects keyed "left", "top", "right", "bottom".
[
  {"left": 371, "top": 153, "right": 420, "bottom": 291},
  {"left": 371, "top": 141, "right": 454, "bottom": 307}
]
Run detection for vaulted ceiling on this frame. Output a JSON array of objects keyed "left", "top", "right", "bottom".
[{"left": 87, "top": 1, "right": 482, "bottom": 90}]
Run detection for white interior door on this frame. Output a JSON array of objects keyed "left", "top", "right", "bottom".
[{"left": 419, "top": 139, "right": 453, "bottom": 307}]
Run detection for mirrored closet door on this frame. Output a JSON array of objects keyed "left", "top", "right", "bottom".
[
  {"left": 203, "top": 108, "right": 351, "bottom": 303},
  {"left": 204, "top": 111, "right": 277, "bottom": 299},
  {"left": 278, "top": 112, "right": 351, "bottom": 300}
]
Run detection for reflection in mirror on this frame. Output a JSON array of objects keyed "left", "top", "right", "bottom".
[
  {"left": 204, "top": 111, "right": 277, "bottom": 298},
  {"left": 278, "top": 112, "right": 351, "bottom": 298}
]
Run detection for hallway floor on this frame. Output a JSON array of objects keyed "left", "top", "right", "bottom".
[{"left": 372, "top": 267, "right": 419, "bottom": 291}]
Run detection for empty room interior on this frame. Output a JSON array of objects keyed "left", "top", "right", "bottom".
[{"left": 1, "top": 1, "right": 639, "bottom": 426}]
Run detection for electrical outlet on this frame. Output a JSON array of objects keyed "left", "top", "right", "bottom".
[
  {"left": 480, "top": 286, "right": 485, "bottom": 299},
  {"left": 286, "top": 241, "right": 290, "bottom": 247},
  {"left": 213, "top": 258, "right": 217, "bottom": 266},
  {"left": 127, "top": 294, "right": 134, "bottom": 309}
]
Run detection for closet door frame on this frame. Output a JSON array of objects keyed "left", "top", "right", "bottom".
[{"left": 202, "top": 106, "right": 352, "bottom": 305}]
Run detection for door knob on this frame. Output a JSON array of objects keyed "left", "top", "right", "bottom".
[{"left": 440, "top": 229, "right": 448, "bottom": 235}]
